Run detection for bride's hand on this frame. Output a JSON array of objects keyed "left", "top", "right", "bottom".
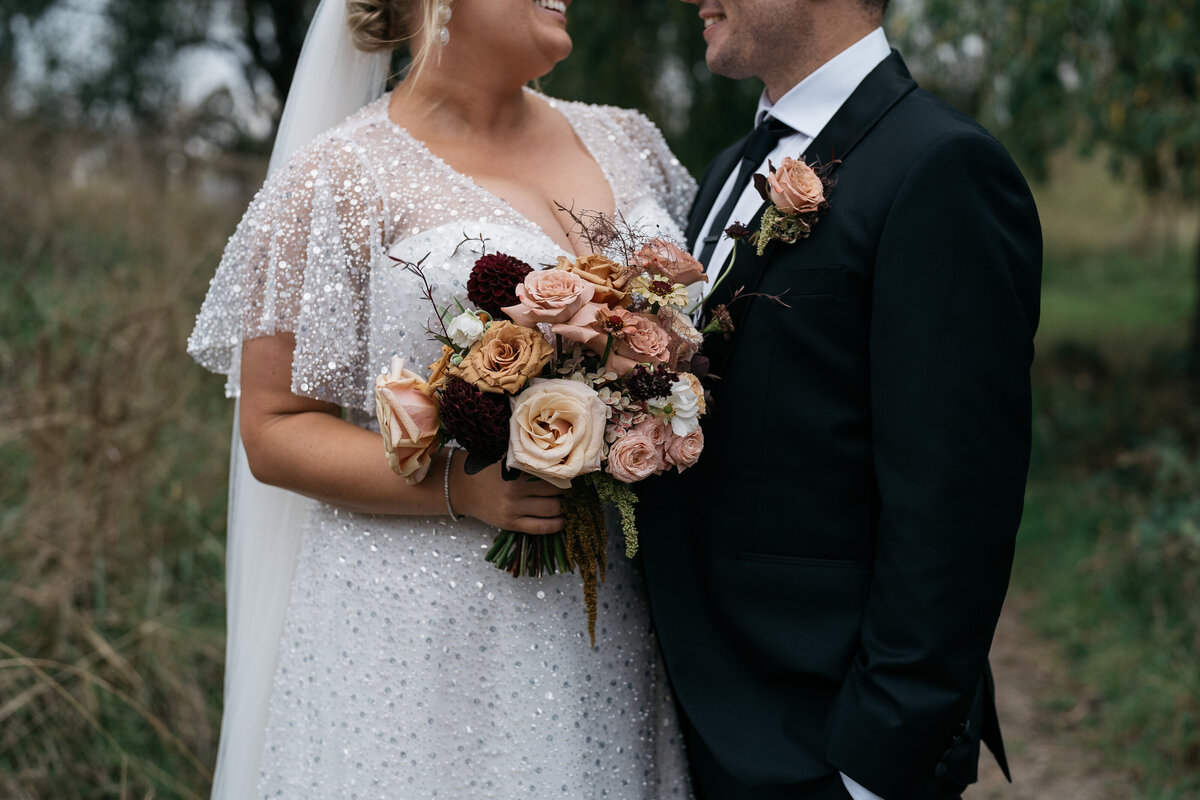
[{"left": 450, "top": 456, "right": 565, "bottom": 535}]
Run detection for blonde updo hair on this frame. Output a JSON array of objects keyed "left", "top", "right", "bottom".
[{"left": 346, "top": 0, "right": 444, "bottom": 80}]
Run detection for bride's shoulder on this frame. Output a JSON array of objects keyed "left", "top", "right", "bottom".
[
  {"left": 269, "top": 94, "right": 406, "bottom": 186},
  {"left": 550, "top": 95, "right": 668, "bottom": 145}
]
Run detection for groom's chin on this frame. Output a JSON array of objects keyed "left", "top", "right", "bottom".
[{"left": 704, "top": 51, "right": 754, "bottom": 82}]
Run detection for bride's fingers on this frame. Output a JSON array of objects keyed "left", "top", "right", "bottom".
[
  {"left": 523, "top": 480, "right": 566, "bottom": 497},
  {"left": 519, "top": 496, "right": 563, "bottom": 519},
  {"left": 512, "top": 515, "right": 567, "bottom": 536}
]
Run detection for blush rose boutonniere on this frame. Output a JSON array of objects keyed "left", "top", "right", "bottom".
[{"left": 742, "top": 156, "right": 836, "bottom": 256}]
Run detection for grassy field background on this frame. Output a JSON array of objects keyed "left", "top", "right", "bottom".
[{"left": 1, "top": 125, "right": 1198, "bottom": 798}]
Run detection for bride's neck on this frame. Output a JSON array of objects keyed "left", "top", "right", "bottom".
[{"left": 391, "top": 68, "right": 533, "bottom": 142}]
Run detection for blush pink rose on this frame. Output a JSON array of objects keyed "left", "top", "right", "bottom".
[
  {"left": 374, "top": 355, "right": 441, "bottom": 484},
  {"left": 767, "top": 157, "right": 825, "bottom": 215},
  {"left": 502, "top": 269, "right": 595, "bottom": 326},
  {"left": 606, "top": 431, "right": 663, "bottom": 484},
  {"left": 632, "top": 239, "right": 708, "bottom": 287},
  {"left": 663, "top": 428, "right": 704, "bottom": 472},
  {"left": 633, "top": 418, "right": 670, "bottom": 455}
]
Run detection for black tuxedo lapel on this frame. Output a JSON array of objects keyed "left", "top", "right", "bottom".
[
  {"left": 700, "top": 52, "right": 918, "bottom": 377},
  {"left": 685, "top": 137, "right": 747, "bottom": 250},
  {"left": 802, "top": 50, "right": 917, "bottom": 175}
]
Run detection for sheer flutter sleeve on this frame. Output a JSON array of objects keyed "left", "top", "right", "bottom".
[
  {"left": 188, "top": 133, "right": 384, "bottom": 410},
  {"left": 604, "top": 107, "right": 697, "bottom": 234}
]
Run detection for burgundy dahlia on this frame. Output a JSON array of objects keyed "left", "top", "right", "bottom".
[
  {"left": 623, "top": 363, "right": 679, "bottom": 402},
  {"left": 438, "top": 377, "right": 512, "bottom": 473},
  {"left": 724, "top": 221, "right": 752, "bottom": 241},
  {"left": 467, "top": 252, "right": 534, "bottom": 319}
]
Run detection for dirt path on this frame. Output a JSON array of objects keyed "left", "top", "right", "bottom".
[{"left": 972, "top": 595, "right": 1136, "bottom": 799}]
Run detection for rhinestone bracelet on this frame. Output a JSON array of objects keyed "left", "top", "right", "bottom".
[{"left": 444, "top": 445, "right": 461, "bottom": 521}]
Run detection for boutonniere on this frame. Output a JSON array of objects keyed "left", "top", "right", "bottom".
[{"left": 732, "top": 157, "right": 836, "bottom": 256}]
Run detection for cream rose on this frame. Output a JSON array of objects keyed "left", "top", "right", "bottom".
[
  {"left": 449, "top": 320, "right": 554, "bottom": 394},
  {"left": 664, "top": 428, "right": 704, "bottom": 472},
  {"left": 632, "top": 239, "right": 707, "bottom": 287},
  {"left": 606, "top": 431, "right": 663, "bottom": 484},
  {"left": 374, "top": 355, "right": 441, "bottom": 484},
  {"left": 657, "top": 306, "right": 704, "bottom": 367},
  {"left": 767, "top": 157, "right": 825, "bottom": 215},
  {"left": 506, "top": 378, "right": 607, "bottom": 488},
  {"left": 502, "top": 269, "right": 596, "bottom": 326}
]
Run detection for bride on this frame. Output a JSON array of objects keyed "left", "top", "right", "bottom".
[{"left": 188, "top": 0, "right": 696, "bottom": 796}]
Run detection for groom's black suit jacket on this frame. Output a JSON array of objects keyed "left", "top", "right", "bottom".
[{"left": 639, "top": 53, "right": 1041, "bottom": 799}]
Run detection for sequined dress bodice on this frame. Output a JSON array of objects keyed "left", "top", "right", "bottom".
[{"left": 189, "top": 92, "right": 696, "bottom": 798}]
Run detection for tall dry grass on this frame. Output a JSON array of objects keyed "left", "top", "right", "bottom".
[{"left": 0, "top": 124, "right": 258, "bottom": 798}]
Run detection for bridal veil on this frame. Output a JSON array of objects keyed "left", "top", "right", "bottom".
[{"left": 208, "top": 2, "right": 388, "bottom": 796}]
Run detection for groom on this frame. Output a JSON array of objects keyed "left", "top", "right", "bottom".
[{"left": 639, "top": 1, "right": 1042, "bottom": 799}]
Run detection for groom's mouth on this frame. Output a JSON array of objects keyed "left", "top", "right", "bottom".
[{"left": 702, "top": 13, "right": 726, "bottom": 36}]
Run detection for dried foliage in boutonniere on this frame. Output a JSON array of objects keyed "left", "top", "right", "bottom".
[{"left": 743, "top": 157, "right": 837, "bottom": 256}]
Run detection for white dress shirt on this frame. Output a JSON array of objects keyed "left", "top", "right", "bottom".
[
  {"left": 691, "top": 28, "right": 893, "bottom": 800},
  {"left": 693, "top": 27, "right": 892, "bottom": 304}
]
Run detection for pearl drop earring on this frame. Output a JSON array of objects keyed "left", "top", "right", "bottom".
[{"left": 438, "top": 0, "right": 453, "bottom": 46}]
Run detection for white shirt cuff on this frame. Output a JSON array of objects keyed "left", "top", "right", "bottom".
[{"left": 840, "top": 772, "right": 885, "bottom": 800}]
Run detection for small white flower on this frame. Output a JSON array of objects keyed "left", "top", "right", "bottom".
[
  {"left": 666, "top": 378, "right": 701, "bottom": 436},
  {"left": 447, "top": 311, "right": 486, "bottom": 349}
]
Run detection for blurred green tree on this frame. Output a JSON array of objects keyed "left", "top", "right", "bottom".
[
  {"left": 0, "top": 0, "right": 318, "bottom": 128},
  {"left": 896, "top": 0, "right": 1200, "bottom": 370},
  {"left": 0, "top": 0, "right": 757, "bottom": 173},
  {"left": 0, "top": 0, "right": 54, "bottom": 98}
]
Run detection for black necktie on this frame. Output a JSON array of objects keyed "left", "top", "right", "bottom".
[{"left": 697, "top": 116, "right": 795, "bottom": 268}]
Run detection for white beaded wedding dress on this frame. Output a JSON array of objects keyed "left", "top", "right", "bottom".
[{"left": 189, "top": 86, "right": 696, "bottom": 798}]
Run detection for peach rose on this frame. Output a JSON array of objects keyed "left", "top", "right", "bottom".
[
  {"left": 374, "top": 355, "right": 441, "bottom": 484},
  {"left": 606, "top": 431, "right": 663, "bottom": 484},
  {"left": 555, "top": 254, "right": 631, "bottom": 306},
  {"left": 449, "top": 321, "right": 554, "bottom": 394},
  {"left": 502, "top": 269, "right": 595, "bottom": 326},
  {"left": 767, "top": 157, "right": 825, "bottom": 215},
  {"left": 664, "top": 428, "right": 704, "bottom": 472},
  {"left": 507, "top": 378, "right": 607, "bottom": 488},
  {"left": 632, "top": 239, "right": 708, "bottom": 287},
  {"left": 552, "top": 305, "right": 670, "bottom": 376},
  {"left": 616, "top": 312, "right": 671, "bottom": 366}
]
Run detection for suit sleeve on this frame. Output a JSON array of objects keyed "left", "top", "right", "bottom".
[{"left": 825, "top": 130, "right": 1042, "bottom": 797}]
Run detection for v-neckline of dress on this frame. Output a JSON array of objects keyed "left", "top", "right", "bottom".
[{"left": 382, "top": 89, "right": 619, "bottom": 260}]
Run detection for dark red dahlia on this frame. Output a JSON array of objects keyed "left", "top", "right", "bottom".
[
  {"left": 438, "top": 377, "right": 512, "bottom": 473},
  {"left": 724, "top": 221, "right": 752, "bottom": 241},
  {"left": 623, "top": 363, "right": 679, "bottom": 402},
  {"left": 467, "top": 253, "right": 534, "bottom": 319}
]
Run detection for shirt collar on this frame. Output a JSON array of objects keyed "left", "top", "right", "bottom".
[{"left": 756, "top": 27, "right": 891, "bottom": 138}]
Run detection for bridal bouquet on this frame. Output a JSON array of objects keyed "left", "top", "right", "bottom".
[{"left": 374, "top": 214, "right": 709, "bottom": 642}]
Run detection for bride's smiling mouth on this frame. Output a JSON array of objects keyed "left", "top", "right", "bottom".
[{"left": 534, "top": 0, "right": 568, "bottom": 19}]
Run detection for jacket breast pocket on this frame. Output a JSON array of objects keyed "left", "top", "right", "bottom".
[{"left": 760, "top": 263, "right": 844, "bottom": 298}]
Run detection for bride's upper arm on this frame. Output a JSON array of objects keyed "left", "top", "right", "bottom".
[{"left": 238, "top": 332, "right": 343, "bottom": 482}]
